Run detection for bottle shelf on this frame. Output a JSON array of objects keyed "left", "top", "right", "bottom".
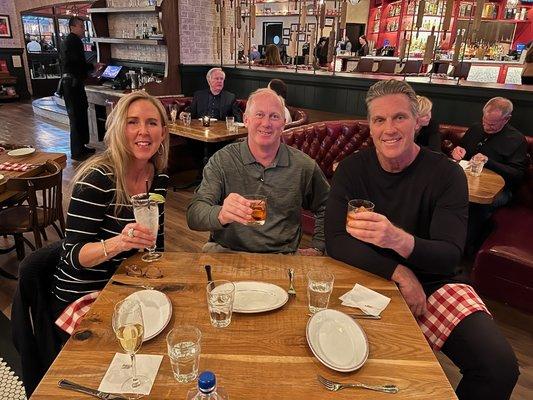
[
  {"left": 91, "top": 37, "right": 165, "bottom": 46},
  {"left": 88, "top": 6, "right": 160, "bottom": 14}
]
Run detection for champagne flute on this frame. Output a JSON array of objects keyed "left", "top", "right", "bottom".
[
  {"left": 112, "top": 299, "right": 151, "bottom": 398},
  {"left": 131, "top": 194, "right": 161, "bottom": 262},
  {"left": 169, "top": 104, "right": 178, "bottom": 125}
]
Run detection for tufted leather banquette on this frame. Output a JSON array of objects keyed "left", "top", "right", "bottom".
[
  {"left": 281, "top": 120, "right": 469, "bottom": 234},
  {"left": 158, "top": 97, "right": 309, "bottom": 130},
  {"left": 284, "top": 120, "right": 533, "bottom": 312}
]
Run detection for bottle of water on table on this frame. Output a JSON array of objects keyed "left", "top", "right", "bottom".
[{"left": 186, "top": 371, "right": 228, "bottom": 400}]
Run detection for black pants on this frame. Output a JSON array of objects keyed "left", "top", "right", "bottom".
[
  {"left": 441, "top": 311, "right": 519, "bottom": 400},
  {"left": 521, "top": 75, "right": 533, "bottom": 85},
  {"left": 62, "top": 77, "right": 90, "bottom": 157}
]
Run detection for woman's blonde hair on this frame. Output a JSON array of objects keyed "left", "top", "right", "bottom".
[
  {"left": 265, "top": 44, "right": 283, "bottom": 66},
  {"left": 417, "top": 95, "right": 433, "bottom": 117},
  {"left": 72, "top": 91, "right": 169, "bottom": 211}
]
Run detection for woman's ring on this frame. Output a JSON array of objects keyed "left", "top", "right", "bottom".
[{"left": 127, "top": 228, "right": 135, "bottom": 238}]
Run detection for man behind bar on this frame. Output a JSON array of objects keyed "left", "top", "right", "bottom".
[
  {"left": 60, "top": 16, "right": 95, "bottom": 161},
  {"left": 325, "top": 80, "right": 518, "bottom": 400}
]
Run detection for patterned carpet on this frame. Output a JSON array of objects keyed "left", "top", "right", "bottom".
[{"left": 0, "top": 359, "right": 25, "bottom": 400}]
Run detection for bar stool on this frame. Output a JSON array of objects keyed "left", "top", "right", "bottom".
[
  {"left": 375, "top": 59, "right": 397, "bottom": 74},
  {"left": 354, "top": 58, "right": 375, "bottom": 73},
  {"left": 398, "top": 60, "right": 422, "bottom": 75}
]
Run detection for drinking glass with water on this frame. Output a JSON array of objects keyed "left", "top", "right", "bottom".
[
  {"left": 131, "top": 194, "right": 161, "bottom": 262},
  {"left": 206, "top": 280, "right": 235, "bottom": 328},
  {"left": 166, "top": 325, "right": 202, "bottom": 383},
  {"left": 307, "top": 270, "right": 335, "bottom": 314}
]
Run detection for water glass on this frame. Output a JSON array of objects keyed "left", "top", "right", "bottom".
[
  {"left": 469, "top": 158, "right": 486, "bottom": 177},
  {"left": 166, "top": 326, "right": 201, "bottom": 383},
  {"left": 182, "top": 112, "right": 191, "bottom": 126},
  {"left": 169, "top": 105, "right": 178, "bottom": 125},
  {"left": 226, "top": 116, "right": 235, "bottom": 131},
  {"left": 243, "top": 194, "right": 267, "bottom": 226},
  {"left": 206, "top": 280, "right": 235, "bottom": 328},
  {"left": 307, "top": 270, "right": 334, "bottom": 314}
]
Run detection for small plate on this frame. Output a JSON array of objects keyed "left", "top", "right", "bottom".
[
  {"left": 124, "top": 290, "right": 172, "bottom": 341},
  {"left": 7, "top": 148, "right": 36, "bottom": 157},
  {"left": 234, "top": 122, "right": 245, "bottom": 127},
  {"left": 306, "top": 309, "right": 369, "bottom": 372},
  {"left": 197, "top": 118, "right": 218, "bottom": 122},
  {"left": 0, "top": 174, "right": 4, "bottom": 181},
  {"left": 216, "top": 281, "right": 289, "bottom": 313}
]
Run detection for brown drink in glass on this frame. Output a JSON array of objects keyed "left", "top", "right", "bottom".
[
  {"left": 244, "top": 195, "right": 267, "bottom": 226},
  {"left": 346, "top": 199, "right": 375, "bottom": 227}
]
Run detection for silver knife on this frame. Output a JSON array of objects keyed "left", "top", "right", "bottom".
[{"left": 58, "top": 379, "right": 129, "bottom": 400}]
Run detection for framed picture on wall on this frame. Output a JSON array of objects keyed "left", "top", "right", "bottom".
[
  {"left": 283, "top": 38, "right": 289, "bottom": 45},
  {"left": 325, "top": 17, "right": 334, "bottom": 27},
  {"left": 0, "top": 15, "right": 13, "bottom": 39},
  {"left": 298, "top": 33, "right": 306, "bottom": 42},
  {"left": 283, "top": 28, "right": 290, "bottom": 36},
  {"left": 307, "top": 23, "right": 316, "bottom": 32},
  {"left": 290, "top": 23, "right": 299, "bottom": 32}
]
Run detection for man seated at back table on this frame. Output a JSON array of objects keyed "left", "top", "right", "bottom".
[
  {"left": 450, "top": 97, "right": 528, "bottom": 253},
  {"left": 184, "top": 67, "right": 242, "bottom": 122},
  {"left": 187, "top": 88, "right": 329, "bottom": 255},
  {"left": 325, "top": 80, "right": 518, "bottom": 400}
]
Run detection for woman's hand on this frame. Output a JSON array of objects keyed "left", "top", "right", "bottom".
[{"left": 112, "top": 223, "right": 157, "bottom": 253}]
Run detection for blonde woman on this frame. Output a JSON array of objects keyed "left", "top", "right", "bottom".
[
  {"left": 256, "top": 44, "right": 283, "bottom": 66},
  {"left": 52, "top": 91, "right": 169, "bottom": 310},
  {"left": 415, "top": 95, "right": 442, "bottom": 153}
]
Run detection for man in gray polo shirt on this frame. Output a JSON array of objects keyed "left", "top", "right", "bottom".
[{"left": 187, "top": 88, "right": 329, "bottom": 254}]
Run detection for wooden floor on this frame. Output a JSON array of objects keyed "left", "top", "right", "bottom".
[{"left": 0, "top": 102, "right": 531, "bottom": 399}]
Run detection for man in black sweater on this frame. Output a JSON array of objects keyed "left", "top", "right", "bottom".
[
  {"left": 186, "top": 67, "right": 242, "bottom": 122},
  {"left": 60, "top": 16, "right": 94, "bottom": 161},
  {"left": 325, "top": 80, "right": 518, "bottom": 400},
  {"left": 451, "top": 97, "right": 528, "bottom": 251}
]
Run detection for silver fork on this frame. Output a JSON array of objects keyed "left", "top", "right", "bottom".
[
  {"left": 317, "top": 375, "right": 399, "bottom": 394},
  {"left": 287, "top": 268, "right": 296, "bottom": 296}
]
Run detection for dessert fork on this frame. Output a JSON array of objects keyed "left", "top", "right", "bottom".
[{"left": 317, "top": 375, "right": 399, "bottom": 394}]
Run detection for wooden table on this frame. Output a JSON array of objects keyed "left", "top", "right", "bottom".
[
  {"left": 0, "top": 150, "right": 67, "bottom": 203},
  {"left": 32, "top": 253, "right": 457, "bottom": 399},
  {"left": 466, "top": 167, "right": 505, "bottom": 205},
  {"left": 168, "top": 120, "right": 247, "bottom": 143}
]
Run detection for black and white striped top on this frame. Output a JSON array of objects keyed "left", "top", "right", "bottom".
[{"left": 52, "top": 166, "right": 169, "bottom": 304}]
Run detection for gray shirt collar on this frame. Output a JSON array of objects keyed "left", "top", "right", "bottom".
[{"left": 240, "top": 138, "right": 289, "bottom": 168}]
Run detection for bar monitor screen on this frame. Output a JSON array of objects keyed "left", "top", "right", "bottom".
[{"left": 101, "top": 65, "right": 123, "bottom": 80}]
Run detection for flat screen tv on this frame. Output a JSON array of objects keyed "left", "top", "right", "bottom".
[{"left": 101, "top": 65, "right": 123, "bottom": 80}]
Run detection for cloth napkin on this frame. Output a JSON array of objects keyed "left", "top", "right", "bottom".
[
  {"left": 339, "top": 283, "right": 391, "bottom": 316},
  {"left": 55, "top": 291, "right": 100, "bottom": 334},
  {"left": 0, "top": 162, "right": 36, "bottom": 172},
  {"left": 99, "top": 353, "right": 163, "bottom": 396}
]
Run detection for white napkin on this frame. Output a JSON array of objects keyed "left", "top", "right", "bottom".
[
  {"left": 339, "top": 284, "right": 391, "bottom": 317},
  {"left": 98, "top": 353, "right": 163, "bottom": 395},
  {"left": 458, "top": 160, "right": 470, "bottom": 171}
]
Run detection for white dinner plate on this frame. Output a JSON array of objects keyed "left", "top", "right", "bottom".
[
  {"left": 124, "top": 289, "right": 172, "bottom": 341},
  {"left": 216, "top": 281, "right": 289, "bottom": 313},
  {"left": 306, "top": 309, "right": 369, "bottom": 372},
  {"left": 7, "top": 147, "right": 36, "bottom": 157},
  {"left": 0, "top": 174, "right": 4, "bottom": 181},
  {"left": 197, "top": 118, "right": 218, "bottom": 122},
  {"left": 234, "top": 122, "right": 245, "bottom": 127}
]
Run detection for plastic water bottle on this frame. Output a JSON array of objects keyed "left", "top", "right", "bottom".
[{"left": 186, "top": 371, "right": 228, "bottom": 400}]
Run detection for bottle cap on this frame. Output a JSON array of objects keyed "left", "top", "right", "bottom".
[{"left": 198, "top": 371, "right": 216, "bottom": 393}]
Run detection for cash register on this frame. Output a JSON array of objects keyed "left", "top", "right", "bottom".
[{"left": 99, "top": 65, "right": 127, "bottom": 89}]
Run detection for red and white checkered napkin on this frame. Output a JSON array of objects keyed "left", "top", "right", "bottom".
[
  {"left": 418, "top": 283, "right": 490, "bottom": 351},
  {"left": 0, "top": 162, "right": 36, "bottom": 172},
  {"left": 55, "top": 291, "right": 101, "bottom": 334}
]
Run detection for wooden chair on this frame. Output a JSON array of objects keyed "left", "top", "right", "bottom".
[
  {"left": 354, "top": 58, "right": 375, "bottom": 73},
  {"left": 0, "top": 161, "right": 65, "bottom": 260},
  {"left": 375, "top": 59, "right": 397, "bottom": 74}
]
